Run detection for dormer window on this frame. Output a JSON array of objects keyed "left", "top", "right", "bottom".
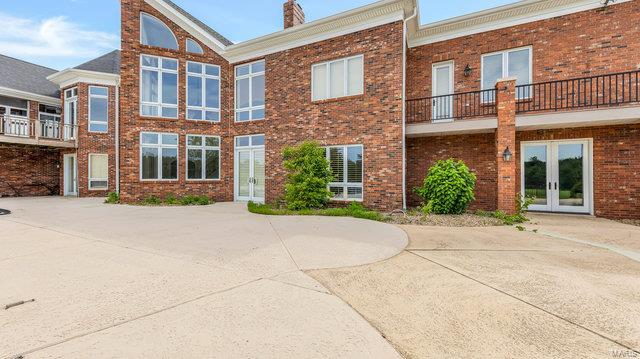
[
  {"left": 186, "top": 38, "right": 204, "bottom": 54},
  {"left": 140, "top": 13, "right": 178, "bottom": 50}
]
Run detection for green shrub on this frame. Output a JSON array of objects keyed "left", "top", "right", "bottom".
[
  {"left": 141, "top": 195, "right": 162, "bottom": 206},
  {"left": 180, "top": 195, "right": 210, "bottom": 206},
  {"left": 414, "top": 159, "right": 476, "bottom": 214},
  {"left": 282, "top": 141, "right": 333, "bottom": 210},
  {"left": 104, "top": 192, "right": 120, "bottom": 204},
  {"left": 247, "top": 201, "right": 384, "bottom": 222},
  {"left": 164, "top": 194, "right": 179, "bottom": 205}
]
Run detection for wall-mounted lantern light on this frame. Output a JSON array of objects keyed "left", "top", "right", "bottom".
[
  {"left": 503, "top": 146, "right": 513, "bottom": 162},
  {"left": 463, "top": 64, "right": 472, "bottom": 77}
]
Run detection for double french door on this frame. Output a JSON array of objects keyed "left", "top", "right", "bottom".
[
  {"left": 521, "top": 140, "right": 592, "bottom": 214},
  {"left": 234, "top": 135, "right": 265, "bottom": 203}
]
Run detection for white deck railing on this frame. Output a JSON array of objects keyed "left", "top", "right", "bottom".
[{"left": 0, "top": 114, "right": 77, "bottom": 144}]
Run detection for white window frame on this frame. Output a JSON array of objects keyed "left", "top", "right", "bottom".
[
  {"left": 186, "top": 62, "right": 221, "bottom": 122},
  {"left": 88, "top": 153, "right": 109, "bottom": 190},
  {"left": 325, "top": 144, "right": 364, "bottom": 202},
  {"left": 186, "top": 134, "right": 221, "bottom": 181},
  {"left": 481, "top": 46, "right": 533, "bottom": 100},
  {"left": 38, "top": 105, "right": 62, "bottom": 139},
  {"left": 140, "top": 12, "right": 178, "bottom": 50},
  {"left": 312, "top": 54, "right": 364, "bottom": 101},
  {"left": 139, "top": 132, "right": 179, "bottom": 181},
  {"left": 234, "top": 60, "right": 265, "bottom": 122},
  {"left": 140, "top": 54, "right": 179, "bottom": 119},
  {"left": 88, "top": 86, "right": 109, "bottom": 133},
  {"left": 186, "top": 38, "right": 204, "bottom": 54}
]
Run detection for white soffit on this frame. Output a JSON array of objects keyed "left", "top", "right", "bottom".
[
  {"left": 409, "top": 0, "right": 629, "bottom": 47},
  {"left": 47, "top": 69, "right": 120, "bottom": 89}
]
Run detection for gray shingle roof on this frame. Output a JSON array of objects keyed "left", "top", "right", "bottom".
[
  {"left": 74, "top": 50, "right": 121, "bottom": 74},
  {"left": 0, "top": 54, "right": 60, "bottom": 98},
  {"left": 161, "top": 0, "right": 233, "bottom": 46}
]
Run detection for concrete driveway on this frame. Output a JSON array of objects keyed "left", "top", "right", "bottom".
[
  {"left": 0, "top": 197, "right": 407, "bottom": 358},
  {"left": 310, "top": 215, "right": 640, "bottom": 358}
]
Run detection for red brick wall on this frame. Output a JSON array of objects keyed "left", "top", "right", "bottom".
[
  {"left": 119, "top": 0, "right": 404, "bottom": 210},
  {"left": 495, "top": 79, "right": 517, "bottom": 213},
  {"left": 517, "top": 124, "right": 640, "bottom": 219},
  {"left": 0, "top": 144, "right": 60, "bottom": 197},
  {"left": 119, "top": 0, "right": 234, "bottom": 203},
  {"left": 406, "top": 133, "right": 497, "bottom": 210},
  {"left": 407, "top": 0, "right": 640, "bottom": 99}
]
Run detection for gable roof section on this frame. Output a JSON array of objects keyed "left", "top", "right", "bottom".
[
  {"left": 74, "top": 50, "right": 121, "bottom": 74},
  {"left": 161, "top": 0, "right": 233, "bottom": 46},
  {"left": 0, "top": 54, "right": 60, "bottom": 100}
]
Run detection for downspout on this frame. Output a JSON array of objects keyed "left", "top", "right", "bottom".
[
  {"left": 402, "top": 7, "right": 418, "bottom": 210},
  {"left": 115, "top": 78, "right": 120, "bottom": 193}
]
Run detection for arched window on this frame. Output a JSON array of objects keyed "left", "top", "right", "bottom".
[
  {"left": 140, "top": 13, "right": 178, "bottom": 50},
  {"left": 186, "top": 38, "right": 204, "bottom": 54}
]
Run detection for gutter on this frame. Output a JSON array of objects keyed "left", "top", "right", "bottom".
[
  {"left": 115, "top": 79, "right": 120, "bottom": 193},
  {"left": 402, "top": 6, "right": 418, "bottom": 210}
]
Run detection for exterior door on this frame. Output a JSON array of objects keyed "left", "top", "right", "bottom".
[
  {"left": 234, "top": 135, "right": 265, "bottom": 202},
  {"left": 522, "top": 140, "right": 591, "bottom": 214},
  {"left": 432, "top": 61, "right": 454, "bottom": 121},
  {"left": 64, "top": 88, "right": 78, "bottom": 140},
  {"left": 63, "top": 154, "right": 78, "bottom": 196}
]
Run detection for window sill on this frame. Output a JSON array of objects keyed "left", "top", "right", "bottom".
[
  {"left": 139, "top": 179, "right": 179, "bottom": 183},
  {"left": 312, "top": 94, "right": 364, "bottom": 105},
  {"left": 139, "top": 116, "right": 179, "bottom": 121},
  {"left": 186, "top": 118, "right": 222, "bottom": 124},
  {"left": 330, "top": 198, "right": 364, "bottom": 203},
  {"left": 185, "top": 179, "right": 221, "bottom": 183},
  {"left": 234, "top": 118, "right": 265, "bottom": 123}
]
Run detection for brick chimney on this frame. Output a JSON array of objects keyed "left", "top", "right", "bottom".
[{"left": 283, "top": 0, "right": 305, "bottom": 29}]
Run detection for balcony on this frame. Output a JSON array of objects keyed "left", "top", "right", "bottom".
[
  {"left": 406, "top": 70, "right": 640, "bottom": 136},
  {"left": 0, "top": 115, "right": 78, "bottom": 148}
]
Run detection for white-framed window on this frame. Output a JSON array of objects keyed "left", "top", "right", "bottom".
[
  {"left": 187, "top": 62, "right": 220, "bottom": 122},
  {"left": 140, "top": 12, "right": 178, "bottom": 50},
  {"left": 187, "top": 135, "right": 220, "bottom": 180},
  {"left": 140, "top": 54, "right": 179, "bottom": 118},
  {"left": 89, "top": 86, "right": 108, "bottom": 132},
  {"left": 481, "top": 46, "right": 532, "bottom": 101},
  {"left": 140, "top": 132, "right": 178, "bottom": 180},
  {"left": 186, "top": 38, "right": 204, "bottom": 54},
  {"left": 312, "top": 55, "right": 364, "bottom": 101},
  {"left": 326, "top": 144, "right": 364, "bottom": 201},
  {"left": 88, "top": 154, "right": 109, "bottom": 190},
  {"left": 38, "top": 104, "right": 61, "bottom": 139},
  {"left": 235, "top": 60, "right": 265, "bottom": 122}
]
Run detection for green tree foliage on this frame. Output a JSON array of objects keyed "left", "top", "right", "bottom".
[
  {"left": 282, "top": 141, "right": 334, "bottom": 210},
  {"left": 415, "top": 159, "right": 477, "bottom": 214}
]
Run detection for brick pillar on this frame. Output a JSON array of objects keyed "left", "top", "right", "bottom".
[{"left": 495, "top": 78, "right": 517, "bottom": 214}]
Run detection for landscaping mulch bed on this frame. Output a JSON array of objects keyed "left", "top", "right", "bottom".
[
  {"left": 615, "top": 219, "right": 640, "bottom": 227},
  {"left": 386, "top": 212, "right": 504, "bottom": 227}
]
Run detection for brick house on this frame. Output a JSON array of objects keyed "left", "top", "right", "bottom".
[{"left": 1, "top": 0, "right": 638, "bottom": 219}]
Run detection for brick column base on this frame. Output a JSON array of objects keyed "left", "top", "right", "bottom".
[{"left": 495, "top": 78, "right": 517, "bottom": 214}]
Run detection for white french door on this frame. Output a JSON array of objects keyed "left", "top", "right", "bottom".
[
  {"left": 521, "top": 139, "right": 592, "bottom": 214},
  {"left": 234, "top": 135, "right": 265, "bottom": 203},
  {"left": 63, "top": 154, "right": 78, "bottom": 196},
  {"left": 432, "top": 61, "right": 454, "bottom": 122}
]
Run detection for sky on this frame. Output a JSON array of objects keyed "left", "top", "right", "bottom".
[{"left": 0, "top": 0, "right": 515, "bottom": 70}]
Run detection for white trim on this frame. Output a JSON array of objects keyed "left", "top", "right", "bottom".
[
  {"left": 186, "top": 62, "right": 221, "bottom": 122},
  {"left": 517, "top": 106, "right": 640, "bottom": 130},
  {"left": 139, "top": 54, "right": 179, "bottom": 119},
  {"left": 185, "top": 134, "right": 221, "bottom": 181},
  {"left": 325, "top": 144, "right": 365, "bottom": 202},
  {"left": 63, "top": 153, "right": 78, "bottom": 196},
  {"left": 234, "top": 60, "right": 265, "bottom": 122},
  {"left": 311, "top": 54, "right": 364, "bottom": 102},
  {"left": 46, "top": 69, "right": 120, "bottom": 89},
  {"left": 233, "top": 134, "right": 266, "bottom": 203},
  {"left": 0, "top": 87, "right": 60, "bottom": 107},
  {"left": 409, "top": 0, "right": 630, "bottom": 47},
  {"left": 139, "top": 131, "right": 179, "bottom": 181},
  {"left": 140, "top": 12, "right": 179, "bottom": 50},
  {"left": 88, "top": 86, "right": 109, "bottom": 133},
  {"left": 406, "top": 117, "right": 497, "bottom": 137},
  {"left": 88, "top": 153, "right": 109, "bottom": 190}
]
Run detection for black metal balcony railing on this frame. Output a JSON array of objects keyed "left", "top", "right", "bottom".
[
  {"left": 516, "top": 69, "right": 640, "bottom": 113},
  {"left": 406, "top": 70, "right": 640, "bottom": 124},
  {"left": 406, "top": 89, "right": 496, "bottom": 124}
]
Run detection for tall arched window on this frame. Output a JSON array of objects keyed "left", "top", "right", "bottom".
[
  {"left": 186, "top": 38, "right": 204, "bottom": 54},
  {"left": 140, "top": 13, "right": 178, "bottom": 50}
]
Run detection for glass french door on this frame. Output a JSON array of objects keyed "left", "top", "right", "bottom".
[
  {"left": 63, "top": 154, "right": 78, "bottom": 196},
  {"left": 432, "top": 61, "right": 454, "bottom": 121},
  {"left": 234, "top": 135, "right": 265, "bottom": 202},
  {"left": 522, "top": 140, "right": 591, "bottom": 214}
]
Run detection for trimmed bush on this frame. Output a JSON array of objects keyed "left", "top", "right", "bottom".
[
  {"left": 247, "top": 201, "right": 384, "bottom": 222},
  {"left": 414, "top": 159, "right": 476, "bottom": 214},
  {"left": 282, "top": 141, "right": 333, "bottom": 210}
]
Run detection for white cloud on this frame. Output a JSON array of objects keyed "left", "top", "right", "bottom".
[{"left": 0, "top": 12, "right": 118, "bottom": 60}]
